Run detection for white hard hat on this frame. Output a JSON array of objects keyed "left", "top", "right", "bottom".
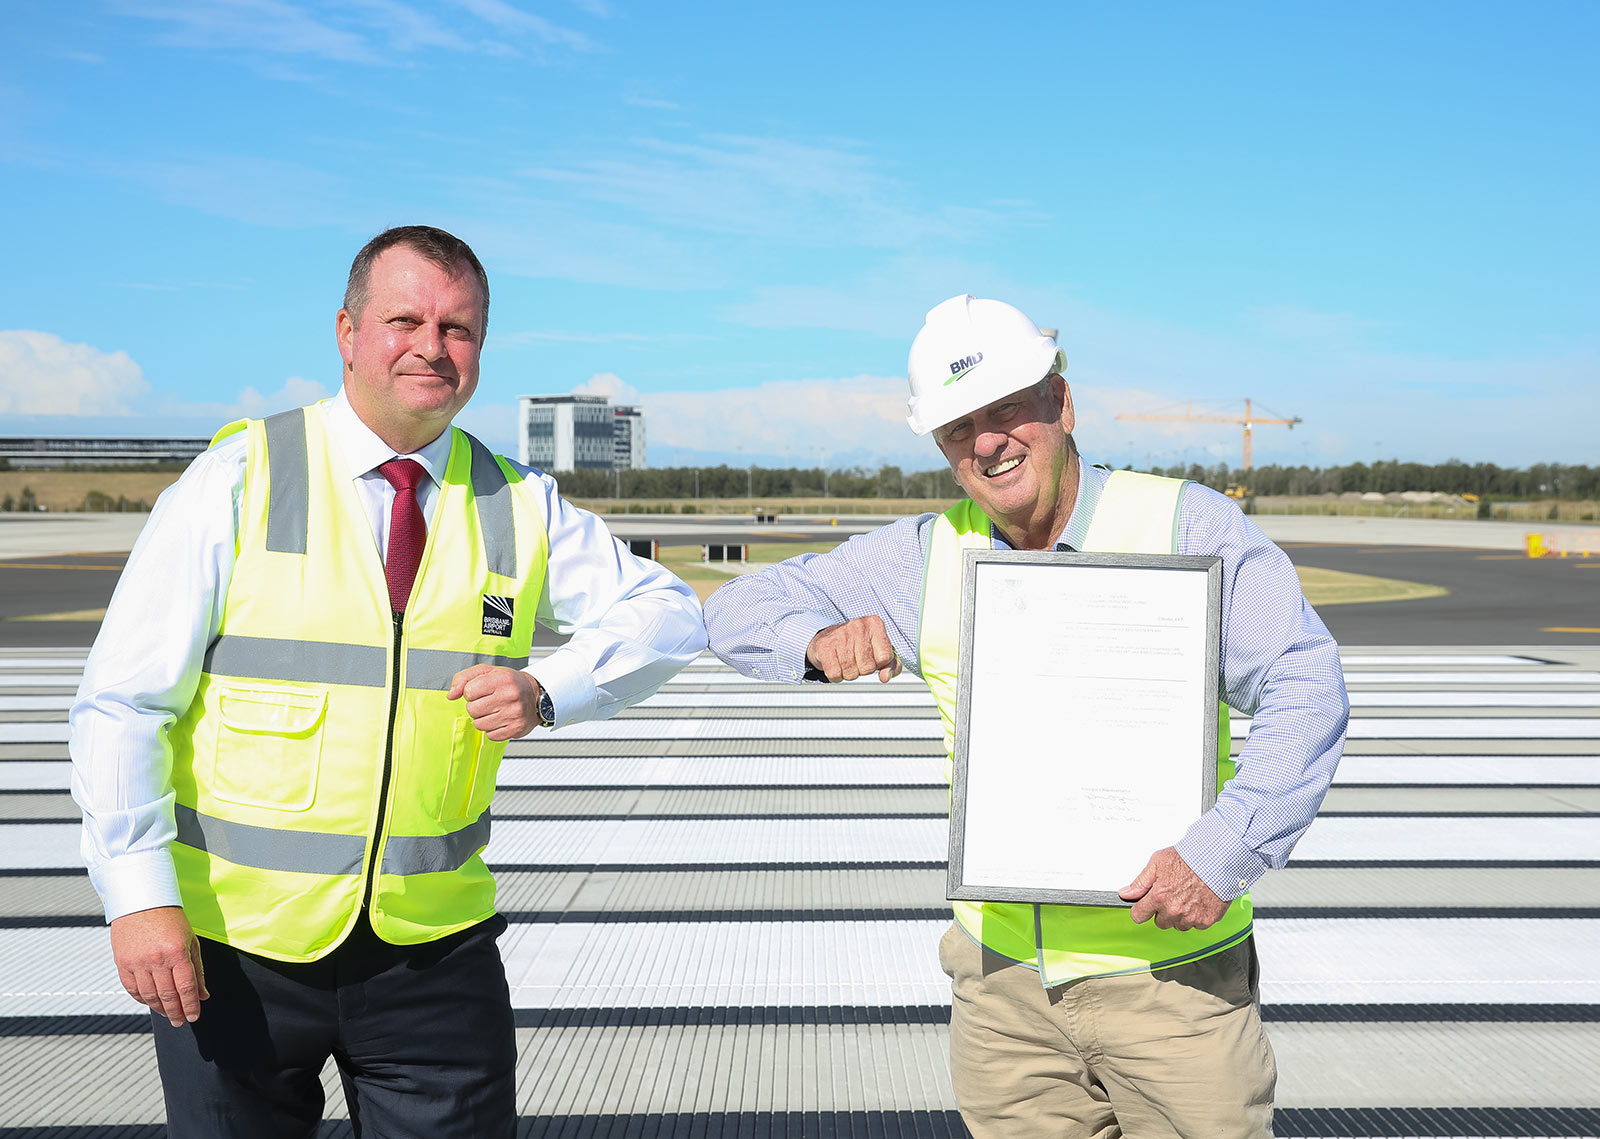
[{"left": 905, "top": 294, "right": 1067, "bottom": 436}]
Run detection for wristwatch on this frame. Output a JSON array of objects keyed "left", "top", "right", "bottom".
[{"left": 537, "top": 688, "right": 555, "bottom": 728}]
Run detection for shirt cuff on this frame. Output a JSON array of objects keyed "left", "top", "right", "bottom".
[
  {"left": 92, "top": 850, "right": 183, "bottom": 924},
  {"left": 526, "top": 650, "right": 598, "bottom": 727},
  {"left": 1174, "top": 809, "right": 1270, "bottom": 901},
  {"left": 772, "top": 613, "right": 834, "bottom": 683}
]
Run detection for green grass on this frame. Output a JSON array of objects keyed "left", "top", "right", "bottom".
[
  {"left": 660, "top": 540, "right": 1450, "bottom": 609},
  {"left": 1295, "top": 566, "right": 1449, "bottom": 606}
]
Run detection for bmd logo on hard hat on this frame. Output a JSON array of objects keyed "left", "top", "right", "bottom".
[{"left": 945, "top": 352, "right": 983, "bottom": 385}]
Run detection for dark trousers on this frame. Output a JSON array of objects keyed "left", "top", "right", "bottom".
[{"left": 152, "top": 914, "right": 516, "bottom": 1139}]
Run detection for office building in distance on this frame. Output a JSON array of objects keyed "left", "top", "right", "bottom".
[{"left": 518, "top": 395, "right": 645, "bottom": 472}]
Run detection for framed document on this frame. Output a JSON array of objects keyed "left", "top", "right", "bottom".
[{"left": 947, "top": 550, "right": 1223, "bottom": 907}]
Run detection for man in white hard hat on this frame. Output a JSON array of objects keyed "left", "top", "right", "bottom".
[{"left": 702, "top": 295, "right": 1349, "bottom": 1137}]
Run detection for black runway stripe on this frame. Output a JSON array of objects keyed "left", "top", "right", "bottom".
[
  {"left": 5, "top": 904, "right": 1594, "bottom": 930},
  {"left": 8, "top": 1003, "right": 1597, "bottom": 1039},
  {"left": 12, "top": 808, "right": 1593, "bottom": 825},
  {"left": 1262, "top": 1003, "right": 1600, "bottom": 1023},
  {"left": 491, "top": 861, "right": 954, "bottom": 872},
  {"left": 6, "top": 858, "right": 1596, "bottom": 878},
  {"left": 1253, "top": 905, "right": 1600, "bottom": 919},
  {"left": 488, "top": 812, "right": 952, "bottom": 821},
  {"left": 0, "top": 1107, "right": 1598, "bottom": 1137},
  {"left": 1287, "top": 858, "right": 1600, "bottom": 868},
  {"left": 499, "top": 784, "right": 943, "bottom": 792},
  {"left": 1315, "top": 810, "right": 1599, "bottom": 818}
]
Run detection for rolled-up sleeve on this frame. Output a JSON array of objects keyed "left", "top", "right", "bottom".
[
  {"left": 703, "top": 515, "right": 931, "bottom": 682},
  {"left": 1173, "top": 486, "right": 1350, "bottom": 898}
]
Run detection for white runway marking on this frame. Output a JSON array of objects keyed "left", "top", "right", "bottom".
[
  {"left": 1233, "top": 717, "right": 1600, "bottom": 740},
  {"left": 0, "top": 657, "right": 89, "bottom": 671},
  {"left": 1339, "top": 655, "right": 1544, "bottom": 666},
  {"left": 1342, "top": 671, "right": 1600, "bottom": 685},
  {"left": 1333, "top": 755, "right": 1600, "bottom": 785},
  {"left": 642, "top": 692, "right": 937, "bottom": 708},
  {"left": 4, "top": 816, "right": 1596, "bottom": 871},
  {"left": 7, "top": 753, "right": 1594, "bottom": 792},
  {"left": 1347, "top": 692, "right": 1600, "bottom": 707},
  {"left": 0, "top": 762, "right": 75, "bottom": 791},
  {"left": 4, "top": 917, "right": 1595, "bottom": 1017}
]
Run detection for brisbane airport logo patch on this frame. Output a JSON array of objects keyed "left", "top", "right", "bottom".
[
  {"left": 945, "top": 352, "right": 983, "bottom": 385},
  {"left": 481, "top": 595, "right": 514, "bottom": 637}
]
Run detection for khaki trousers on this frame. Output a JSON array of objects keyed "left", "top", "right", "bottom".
[{"left": 938, "top": 921, "right": 1275, "bottom": 1138}]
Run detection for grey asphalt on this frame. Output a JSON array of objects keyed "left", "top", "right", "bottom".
[
  {"left": 1283, "top": 542, "right": 1599, "bottom": 646},
  {"left": 2, "top": 513, "right": 1596, "bottom": 649}
]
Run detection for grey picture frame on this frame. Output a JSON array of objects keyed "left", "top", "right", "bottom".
[{"left": 946, "top": 549, "right": 1224, "bottom": 907}]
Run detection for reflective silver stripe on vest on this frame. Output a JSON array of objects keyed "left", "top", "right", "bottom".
[
  {"left": 204, "top": 635, "right": 389, "bottom": 687},
  {"left": 175, "top": 804, "right": 366, "bottom": 876},
  {"left": 467, "top": 432, "right": 517, "bottom": 578},
  {"left": 262, "top": 408, "right": 310, "bottom": 555},
  {"left": 404, "top": 648, "right": 531, "bottom": 691},
  {"left": 381, "top": 813, "right": 492, "bottom": 876}
]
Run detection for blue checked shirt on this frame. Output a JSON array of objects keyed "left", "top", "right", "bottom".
[{"left": 702, "top": 457, "right": 1350, "bottom": 900}]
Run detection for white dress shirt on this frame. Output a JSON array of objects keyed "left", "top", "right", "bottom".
[{"left": 70, "top": 390, "right": 706, "bottom": 922}]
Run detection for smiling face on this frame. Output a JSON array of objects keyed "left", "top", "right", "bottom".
[
  {"left": 336, "top": 245, "right": 485, "bottom": 454},
  {"left": 933, "top": 374, "right": 1079, "bottom": 550}
]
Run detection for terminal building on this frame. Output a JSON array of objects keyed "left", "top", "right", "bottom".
[
  {"left": 0, "top": 436, "right": 210, "bottom": 469},
  {"left": 518, "top": 395, "right": 645, "bottom": 472}
]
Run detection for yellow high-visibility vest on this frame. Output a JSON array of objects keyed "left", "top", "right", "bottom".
[
  {"left": 166, "top": 402, "right": 549, "bottom": 962},
  {"left": 920, "top": 470, "right": 1252, "bottom": 985}
]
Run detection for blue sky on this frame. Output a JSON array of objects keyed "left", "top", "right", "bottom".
[{"left": 3, "top": 1, "right": 1596, "bottom": 473}]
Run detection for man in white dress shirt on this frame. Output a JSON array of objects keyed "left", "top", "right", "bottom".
[{"left": 69, "top": 225, "right": 706, "bottom": 1137}]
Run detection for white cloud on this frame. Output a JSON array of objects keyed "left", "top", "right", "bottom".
[
  {"left": 638, "top": 374, "right": 925, "bottom": 465},
  {"left": 116, "top": 0, "right": 589, "bottom": 64},
  {"left": 572, "top": 372, "right": 639, "bottom": 402},
  {"left": 0, "top": 331, "right": 343, "bottom": 436},
  {"left": 0, "top": 331, "right": 150, "bottom": 415},
  {"left": 162, "top": 375, "right": 333, "bottom": 422},
  {"left": 517, "top": 133, "right": 1011, "bottom": 249}
]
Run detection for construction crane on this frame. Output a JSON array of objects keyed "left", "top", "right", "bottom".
[{"left": 1115, "top": 398, "right": 1302, "bottom": 471}]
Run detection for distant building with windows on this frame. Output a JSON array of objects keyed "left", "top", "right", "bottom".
[
  {"left": 518, "top": 395, "right": 646, "bottom": 472},
  {"left": 0, "top": 436, "right": 210, "bottom": 469}
]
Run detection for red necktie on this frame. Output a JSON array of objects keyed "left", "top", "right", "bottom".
[{"left": 378, "top": 458, "right": 427, "bottom": 613}]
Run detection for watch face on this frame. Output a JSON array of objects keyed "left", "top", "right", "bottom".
[{"left": 538, "top": 690, "right": 555, "bottom": 725}]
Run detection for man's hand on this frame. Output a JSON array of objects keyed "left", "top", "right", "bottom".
[
  {"left": 806, "top": 616, "right": 901, "bottom": 683},
  {"left": 1119, "top": 846, "right": 1229, "bottom": 931},
  {"left": 109, "top": 906, "right": 208, "bottom": 1026},
  {"left": 447, "top": 664, "right": 541, "bottom": 740}
]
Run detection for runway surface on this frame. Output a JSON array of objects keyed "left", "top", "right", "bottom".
[
  {"left": 2, "top": 520, "right": 1596, "bottom": 649},
  {"left": 2, "top": 644, "right": 1597, "bottom": 1136}
]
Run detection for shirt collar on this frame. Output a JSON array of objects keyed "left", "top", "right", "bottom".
[
  {"left": 326, "top": 386, "right": 454, "bottom": 487},
  {"left": 988, "top": 455, "right": 1106, "bottom": 551}
]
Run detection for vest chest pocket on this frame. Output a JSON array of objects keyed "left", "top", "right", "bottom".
[{"left": 211, "top": 687, "right": 327, "bottom": 812}]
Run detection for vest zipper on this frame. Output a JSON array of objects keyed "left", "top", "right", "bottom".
[{"left": 364, "top": 609, "right": 405, "bottom": 911}]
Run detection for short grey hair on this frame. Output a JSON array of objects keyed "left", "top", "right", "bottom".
[{"left": 343, "top": 225, "right": 490, "bottom": 339}]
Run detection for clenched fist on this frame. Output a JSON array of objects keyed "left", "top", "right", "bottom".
[
  {"left": 806, "top": 615, "right": 901, "bottom": 683},
  {"left": 447, "top": 664, "right": 542, "bottom": 740}
]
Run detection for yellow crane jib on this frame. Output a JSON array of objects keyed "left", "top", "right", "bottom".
[{"left": 1116, "top": 398, "right": 1302, "bottom": 470}]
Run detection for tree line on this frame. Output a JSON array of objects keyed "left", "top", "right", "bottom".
[
  {"left": 1149, "top": 459, "right": 1600, "bottom": 499},
  {"left": 555, "top": 459, "right": 1598, "bottom": 501},
  {"left": 555, "top": 464, "right": 964, "bottom": 500}
]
